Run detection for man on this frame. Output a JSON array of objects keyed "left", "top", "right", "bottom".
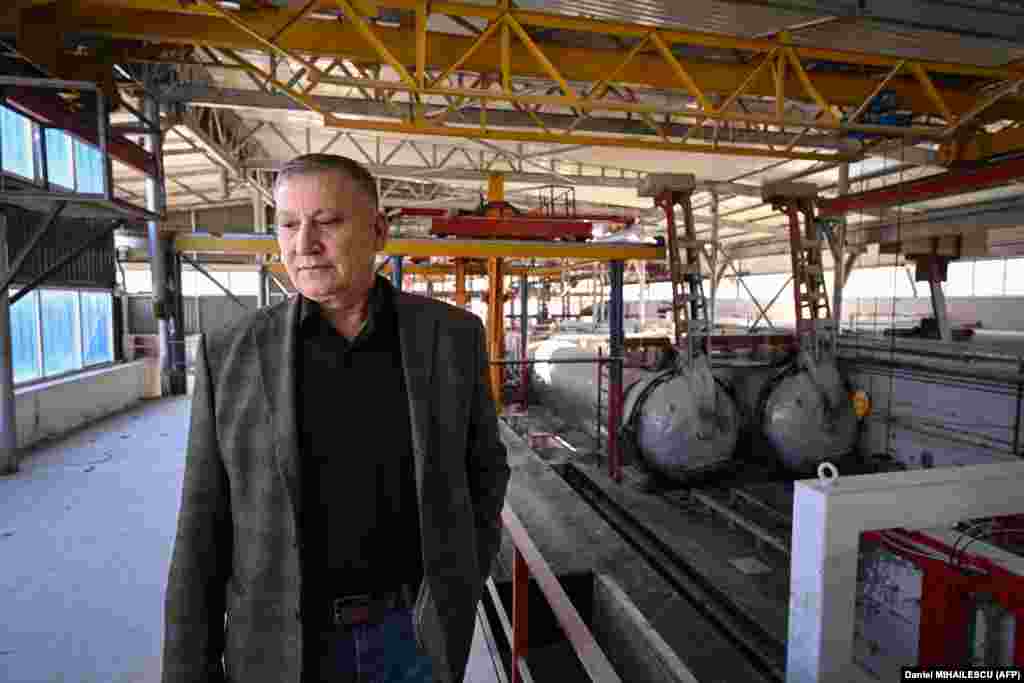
[{"left": 162, "top": 154, "right": 511, "bottom": 683}]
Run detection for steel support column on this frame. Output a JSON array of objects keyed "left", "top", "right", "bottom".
[
  {"left": 454, "top": 258, "right": 467, "bottom": 307},
  {"left": 929, "top": 271, "right": 952, "bottom": 343},
  {"left": 638, "top": 261, "right": 646, "bottom": 329},
  {"left": 0, "top": 214, "right": 18, "bottom": 474},
  {"left": 391, "top": 255, "right": 403, "bottom": 290},
  {"left": 143, "top": 89, "right": 173, "bottom": 396},
  {"left": 254, "top": 185, "right": 269, "bottom": 308},
  {"left": 832, "top": 163, "right": 849, "bottom": 346},
  {"left": 181, "top": 254, "right": 252, "bottom": 311},
  {"left": 487, "top": 257, "right": 505, "bottom": 415},
  {"left": 608, "top": 260, "right": 624, "bottom": 483},
  {"left": 708, "top": 190, "right": 719, "bottom": 332},
  {"left": 168, "top": 252, "right": 187, "bottom": 395},
  {"left": 519, "top": 271, "right": 528, "bottom": 410}
]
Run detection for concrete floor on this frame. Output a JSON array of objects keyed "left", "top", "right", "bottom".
[{"left": 0, "top": 396, "right": 501, "bottom": 683}]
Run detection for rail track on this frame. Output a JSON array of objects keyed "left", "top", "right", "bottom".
[{"left": 556, "top": 462, "right": 790, "bottom": 683}]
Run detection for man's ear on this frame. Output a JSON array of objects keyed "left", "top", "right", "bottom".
[{"left": 374, "top": 213, "right": 389, "bottom": 248}]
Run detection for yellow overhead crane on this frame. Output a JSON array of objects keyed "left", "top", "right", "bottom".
[
  {"left": 10, "top": 0, "right": 1024, "bottom": 161},
  {"left": 172, "top": 234, "right": 664, "bottom": 261}
]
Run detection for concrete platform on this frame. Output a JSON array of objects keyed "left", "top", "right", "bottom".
[
  {"left": 494, "top": 421, "right": 773, "bottom": 683},
  {"left": 0, "top": 396, "right": 503, "bottom": 683}
]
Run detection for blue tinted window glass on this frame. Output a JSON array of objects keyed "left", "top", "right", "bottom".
[
  {"left": 1, "top": 106, "right": 34, "bottom": 179},
  {"left": 44, "top": 129, "right": 74, "bottom": 189},
  {"left": 41, "top": 290, "right": 82, "bottom": 376},
  {"left": 80, "top": 292, "right": 113, "bottom": 366},
  {"left": 9, "top": 290, "right": 41, "bottom": 383},
  {"left": 73, "top": 139, "right": 105, "bottom": 194}
]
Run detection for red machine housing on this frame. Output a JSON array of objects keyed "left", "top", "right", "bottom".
[
  {"left": 861, "top": 524, "right": 1024, "bottom": 668},
  {"left": 430, "top": 215, "right": 594, "bottom": 241}
]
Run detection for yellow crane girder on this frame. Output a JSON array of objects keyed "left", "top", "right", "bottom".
[{"left": 14, "top": 0, "right": 1024, "bottom": 132}]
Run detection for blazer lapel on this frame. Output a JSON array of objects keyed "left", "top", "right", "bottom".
[
  {"left": 394, "top": 290, "right": 437, "bottom": 495},
  {"left": 256, "top": 295, "right": 304, "bottom": 525}
]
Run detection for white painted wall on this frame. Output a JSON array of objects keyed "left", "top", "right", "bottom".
[{"left": 13, "top": 362, "right": 147, "bottom": 450}]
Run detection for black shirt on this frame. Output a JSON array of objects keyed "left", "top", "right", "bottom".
[{"left": 296, "top": 276, "right": 423, "bottom": 609}]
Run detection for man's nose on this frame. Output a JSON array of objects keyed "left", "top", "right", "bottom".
[{"left": 295, "top": 221, "right": 321, "bottom": 253}]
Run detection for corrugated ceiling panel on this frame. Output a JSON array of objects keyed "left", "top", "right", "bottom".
[
  {"left": 791, "top": 21, "right": 1024, "bottom": 66},
  {"left": 481, "top": 0, "right": 826, "bottom": 36}
]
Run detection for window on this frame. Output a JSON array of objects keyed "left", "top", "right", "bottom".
[
  {"left": 124, "top": 269, "right": 153, "bottom": 294},
  {"left": 9, "top": 288, "right": 117, "bottom": 385},
  {"left": 973, "top": 259, "right": 1005, "bottom": 297},
  {"left": 80, "top": 292, "right": 113, "bottom": 366},
  {"left": 945, "top": 261, "right": 973, "bottom": 297},
  {"left": 1006, "top": 258, "right": 1024, "bottom": 296},
  {"left": 9, "top": 290, "right": 41, "bottom": 383},
  {"left": 1, "top": 105, "right": 34, "bottom": 180},
  {"left": 44, "top": 129, "right": 74, "bottom": 189},
  {"left": 40, "top": 290, "right": 82, "bottom": 376},
  {"left": 195, "top": 270, "right": 231, "bottom": 296},
  {"left": 228, "top": 271, "right": 260, "bottom": 296},
  {"left": 73, "top": 139, "right": 105, "bottom": 194}
]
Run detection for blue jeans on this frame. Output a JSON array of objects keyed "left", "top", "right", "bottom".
[{"left": 312, "top": 606, "right": 436, "bottom": 683}]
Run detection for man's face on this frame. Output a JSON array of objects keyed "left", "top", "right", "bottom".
[{"left": 274, "top": 170, "right": 387, "bottom": 302}]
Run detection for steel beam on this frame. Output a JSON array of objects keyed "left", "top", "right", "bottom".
[
  {"left": 165, "top": 85, "right": 861, "bottom": 155},
  {"left": 142, "top": 89, "right": 173, "bottom": 398},
  {"left": 0, "top": 202, "right": 65, "bottom": 295},
  {"left": 174, "top": 233, "right": 665, "bottom": 261},
  {"left": 0, "top": 214, "right": 18, "bottom": 474},
  {"left": 519, "top": 270, "right": 528, "bottom": 410},
  {"left": 819, "top": 156, "right": 1024, "bottom": 217},
  {"left": 181, "top": 253, "right": 251, "bottom": 312},
  {"left": 59, "top": 1, "right": 1024, "bottom": 122},
  {"left": 3, "top": 85, "right": 158, "bottom": 177},
  {"left": 608, "top": 260, "right": 624, "bottom": 483},
  {"left": 487, "top": 256, "right": 505, "bottom": 414},
  {"left": 9, "top": 220, "right": 125, "bottom": 307},
  {"left": 929, "top": 275, "right": 951, "bottom": 342}
]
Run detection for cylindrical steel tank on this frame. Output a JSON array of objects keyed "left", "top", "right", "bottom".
[
  {"left": 621, "top": 358, "right": 740, "bottom": 479},
  {"left": 760, "top": 351, "right": 858, "bottom": 472},
  {"left": 531, "top": 338, "right": 740, "bottom": 481}
]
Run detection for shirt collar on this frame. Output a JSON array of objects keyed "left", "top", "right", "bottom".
[{"left": 299, "top": 275, "right": 392, "bottom": 339}]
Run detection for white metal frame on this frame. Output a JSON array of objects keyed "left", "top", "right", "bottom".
[{"left": 787, "top": 461, "right": 1024, "bottom": 683}]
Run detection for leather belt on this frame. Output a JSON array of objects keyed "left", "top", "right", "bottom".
[{"left": 328, "top": 584, "right": 416, "bottom": 627}]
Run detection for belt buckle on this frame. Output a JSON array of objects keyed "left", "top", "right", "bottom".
[{"left": 332, "top": 594, "right": 371, "bottom": 626}]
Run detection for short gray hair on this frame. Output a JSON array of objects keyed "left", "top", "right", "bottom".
[{"left": 273, "top": 153, "right": 378, "bottom": 208}]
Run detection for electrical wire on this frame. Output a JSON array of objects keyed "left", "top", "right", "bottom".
[
  {"left": 955, "top": 527, "right": 1024, "bottom": 570},
  {"left": 877, "top": 530, "right": 954, "bottom": 565}
]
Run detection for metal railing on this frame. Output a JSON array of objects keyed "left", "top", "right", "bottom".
[{"left": 490, "top": 504, "right": 622, "bottom": 683}]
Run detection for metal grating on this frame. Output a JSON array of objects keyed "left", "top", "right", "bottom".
[{"left": 3, "top": 206, "right": 116, "bottom": 289}]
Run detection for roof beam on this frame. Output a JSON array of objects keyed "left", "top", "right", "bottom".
[
  {"left": 51, "top": 1, "right": 1024, "bottom": 122},
  {"left": 176, "top": 111, "right": 276, "bottom": 207},
  {"left": 162, "top": 85, "right": 861, "bottom": 154},
  {"left": 819, "top": 156, "right": 1024, "bottom": 217},
  {"left": 727, "top": 195, "right": 1024, "bottom": 259}
]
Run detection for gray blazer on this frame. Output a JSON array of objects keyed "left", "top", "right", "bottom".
[{"left": 162, "top": 286, "right": 511, "bottom": 683}]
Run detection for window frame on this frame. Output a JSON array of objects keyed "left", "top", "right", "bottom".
[
  {"left": 1, "top": 104, "right": 40, "bottom": 184},
  {"left": 10, "top": 286, "right": 118, "bottom": 389},
  {"left": 42, "top": 127, "right": 75, "bottom": 192},
  {"left": 78, "top": 289, "right": 115, "bottom": 368}
]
